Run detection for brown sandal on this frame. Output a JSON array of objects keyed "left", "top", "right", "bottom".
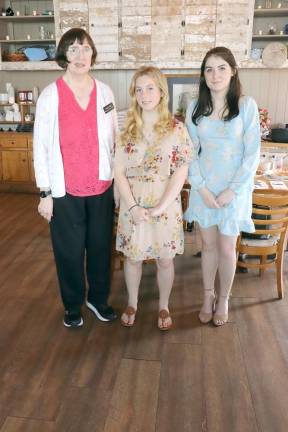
[
  {"left": 158, "top": 309, "right": 172, "bottom": 331},
  {"left": 121, "top": 306, "right": 137, "bottom": 327}
]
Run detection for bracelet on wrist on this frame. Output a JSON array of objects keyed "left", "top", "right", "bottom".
[{"left": 128, "top": 203, "right": 139, "bottom": 212}]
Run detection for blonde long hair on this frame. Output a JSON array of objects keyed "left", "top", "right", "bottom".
[{"left": 121, "top": 66, "right": 174, "bottom": 143}]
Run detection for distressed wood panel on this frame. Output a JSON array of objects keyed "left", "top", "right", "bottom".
[
  {"left": 151, "top": 16, "right": 182, "bottom": 61},
  {"left": 186, "top": 5, "right": 217, "bottom": 15},
  {"left": 186, "top": 0, "right": 216, "bottom": 4},
  {"left": 88, "top": 0, "right": 119, "bottom": 62},
  {"left": 215, "top": 0, "right": 253, "bottom": 62},
  {"left": 185, "top": 15, "right": 216, "bottom": 34},
  {"left": 152, "top": 0, "right": 184, "bottom": 16},
  {"left": 184, "top": 0, "right": 216, "bottom": 61},
  {"left": 121, "top": 0, "right": 151, "bottom": 16},
  {"left": 120, "top": 16, "right": 151, "bottom": 61},
  {"left": 184, "top": 33, "right": 215, "bottom": 61},
  {"left": 56, "top": 0, "right": 89, "bottom": 37}
]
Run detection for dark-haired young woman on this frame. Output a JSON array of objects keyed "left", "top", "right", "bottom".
[
  {"left": 185, "top": 47, "right": 260, "bottom": 326},
  {"left": 34, "top": 28, "right": 118, "bottom": 327}
]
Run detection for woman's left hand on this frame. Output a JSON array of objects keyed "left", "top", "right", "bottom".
[
  {"left": 113, "top": 183, "right": 120, "bottom": 208},
  {"left": 148, "top": 206, "right": 163, "bottom": 217},
  {"left": 216, "top": 188, "right": 235, "bottom": 207}
]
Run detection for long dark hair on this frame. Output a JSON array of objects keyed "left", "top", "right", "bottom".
[{"left": 192, "top": 47, "right": 241, "bottom": 125}]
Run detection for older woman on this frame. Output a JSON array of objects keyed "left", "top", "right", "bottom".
[{"left": 34, "top": 28, "right": 118, "bottom": 327}]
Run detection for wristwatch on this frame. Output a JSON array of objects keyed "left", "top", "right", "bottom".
[{"left": 39, "top": 190, "right": 52, "bottom": 198}]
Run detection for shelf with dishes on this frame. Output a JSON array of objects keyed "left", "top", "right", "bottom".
[
  {"left": 0, "top": 0, "right": 55, "bottom": 63},
  {"left": 0, "top": 102, "right": 35, "bottom": 132},
  {"left": 0, "top": 15, "right": 54, "bottom": 22},
  {"left": 252, "top": 34, "right": 288, "bottom": 39},
  {"left": 254, "top": 7, "right": 288, "bottom": 17},
  {"left": 250, "top": 4, "right": 288, "bottom": 65},
  {"left": 0, "top": 39, "right": 56, "bottom": 43}
]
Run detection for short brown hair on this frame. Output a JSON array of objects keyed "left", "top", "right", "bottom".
[{"left": 55, "top": 28, "right": 97, "bottom": 69}]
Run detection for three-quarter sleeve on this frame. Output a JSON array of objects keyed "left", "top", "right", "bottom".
[
  {"left": 229, "top": 97, "right": 261, "bottom": 194},
  {"left": 185, "top": 101, "right": 206, "bottom": 190}
]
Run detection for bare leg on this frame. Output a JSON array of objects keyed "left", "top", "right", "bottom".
[
  {"left": 198, "top": 226, "right": 218, "bottom": 322},
  {"left": 121, "top": 257, "right": 142, "bottom": 325},
  {"left": 156, "top": 258, "right": 174, "bottom": 329},
  {"left": 214, "top": 233, "right": 237, "bottom": 325}
]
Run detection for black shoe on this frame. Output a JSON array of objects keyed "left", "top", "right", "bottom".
[
  {"left": 63, "top": 310, "right": 83, "bottom": 328},
  {"left": 86, "top": 301, "right": 117, "bottom": 322}
]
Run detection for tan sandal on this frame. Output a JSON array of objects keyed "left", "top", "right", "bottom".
[
  {"left": 198, "top": 290, "right": 216, "bottom": 324},
  {"left": 158, "top": 309, "right": 172, "bottom": 331},
  {"left": 213, "top": 295, "right": 229, "bottom": 326},
  {"left": 213, "top": 313, "right": 228, "bottom": 326},
  {"left": 121, "top": 306, "right": 137, "bottom": 327}
]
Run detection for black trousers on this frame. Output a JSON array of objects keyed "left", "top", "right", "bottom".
[{"left": 50, "top": 186, "right": 114, "bottom": 312}]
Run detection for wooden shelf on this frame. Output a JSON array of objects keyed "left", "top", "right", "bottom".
[
  {"left": 254, "top": 8, "right": 288, "bottom": 17},
  {"left": 0, "top": 121, "right": 33, "bottom": 125},
  {"left": 0, "top": 15, "right": 54, "bottom": 22},
  {"left": 0, "top": 39, "right": 56, "bottom": 44},
  {"left": 252, "top": 34, "right": 288, "bottom": 40}
]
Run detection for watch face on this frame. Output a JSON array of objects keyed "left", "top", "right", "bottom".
[{"left": 40, "top": 190, "right": 51, "bottom": 198}]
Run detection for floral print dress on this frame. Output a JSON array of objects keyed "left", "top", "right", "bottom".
[
  {"left": 115, "top": 122, "right": 193, "bottom": 261},
  {"left": 184, "top": 96, "right": 261, "bottom": 236}
]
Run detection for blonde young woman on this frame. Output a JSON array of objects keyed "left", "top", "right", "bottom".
[{"left": 114, "top": 66, "right": 193, "bottom": 330}]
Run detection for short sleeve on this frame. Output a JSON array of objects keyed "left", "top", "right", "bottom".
[{"left": 171, "top": 122, "right": 194, "bottom": 170}]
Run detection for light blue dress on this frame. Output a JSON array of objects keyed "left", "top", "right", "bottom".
[{"left": 184, "top": 96, "right": 261, "bottom": 236}]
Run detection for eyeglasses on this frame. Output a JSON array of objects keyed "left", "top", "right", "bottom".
[{"left": 67, "top": 46, "right": 92, "bottom": 57}]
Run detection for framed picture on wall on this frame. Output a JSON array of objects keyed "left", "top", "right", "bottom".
[{"left": 165, "top": 74, "right": 200, "bottom": 120}]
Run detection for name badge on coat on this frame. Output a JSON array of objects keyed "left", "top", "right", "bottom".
[{"left": 103, "top": 102, "right": 114, "bottom": 113}]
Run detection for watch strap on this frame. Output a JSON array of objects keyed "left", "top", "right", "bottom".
[{"left": 39, "top": 190, "right": 52, "bottom": 198}]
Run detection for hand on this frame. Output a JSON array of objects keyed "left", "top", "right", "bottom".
[
  {"left": 130, "top": 206, "right": 149, "bottom": 224},
  {"left": 199, "top": 187, "right": 220, "bottom": 209},
  {"left": 113, "top": 183, "right": 120, "bottom": 208},
  {"left": 148, "top": 206, "right": 163, "bottom": 217},
  {"left": 216, "top": 188, "right": 235, "bottom": 207},
  {"left": 38, "top": 196, "right": 53, "bottom": 222}
]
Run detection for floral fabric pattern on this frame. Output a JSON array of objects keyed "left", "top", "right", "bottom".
[
  {"left": 184, "top": 96, "right": 261, "bottom": 236},
  {"left": 115, "top": 122, "right": 193, "bottom": 261}
]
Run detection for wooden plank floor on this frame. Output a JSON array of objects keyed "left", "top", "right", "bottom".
[{"left": 1, "top": 192, "right": 288, "bottom": 432}]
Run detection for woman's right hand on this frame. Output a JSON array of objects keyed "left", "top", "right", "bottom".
[
  {"left": 38, "top": 196, "right": 53, "bottom": 222},
  {"left": 199, "top": 187, "right": 220, "bottom": 209},
  {"left": 130, "top": 206, "right": 149, "bottom": 224}
]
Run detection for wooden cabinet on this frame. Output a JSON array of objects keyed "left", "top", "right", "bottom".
[
  {"left": 0, "top": 132, "right": 36, "bottom": 191},
  {"left": 1, "top": 0, "right": 281, "bottom": 70},
  {"left": 215, "top": 1, "right": 254, "bottom": 63},
  {"left": 2, "top": 150, "right": 30, "bottom": 181},
  {"left": 184, "top": 0, "right": 217, "bottom": 62}
]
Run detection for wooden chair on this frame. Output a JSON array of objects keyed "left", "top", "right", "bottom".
[
  {"left": 236, "top": 190, "right": 288, "bottom": 299},
  {"left": 111, "top": 208, "right": 125, "bottom": 272},
  {"left": 181, "top": 182, "right": 191, "bottom": 230}
]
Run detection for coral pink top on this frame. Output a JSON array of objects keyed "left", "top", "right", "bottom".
[{"left": 56, "top": 78, "right": 111, "bottom": 196}]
